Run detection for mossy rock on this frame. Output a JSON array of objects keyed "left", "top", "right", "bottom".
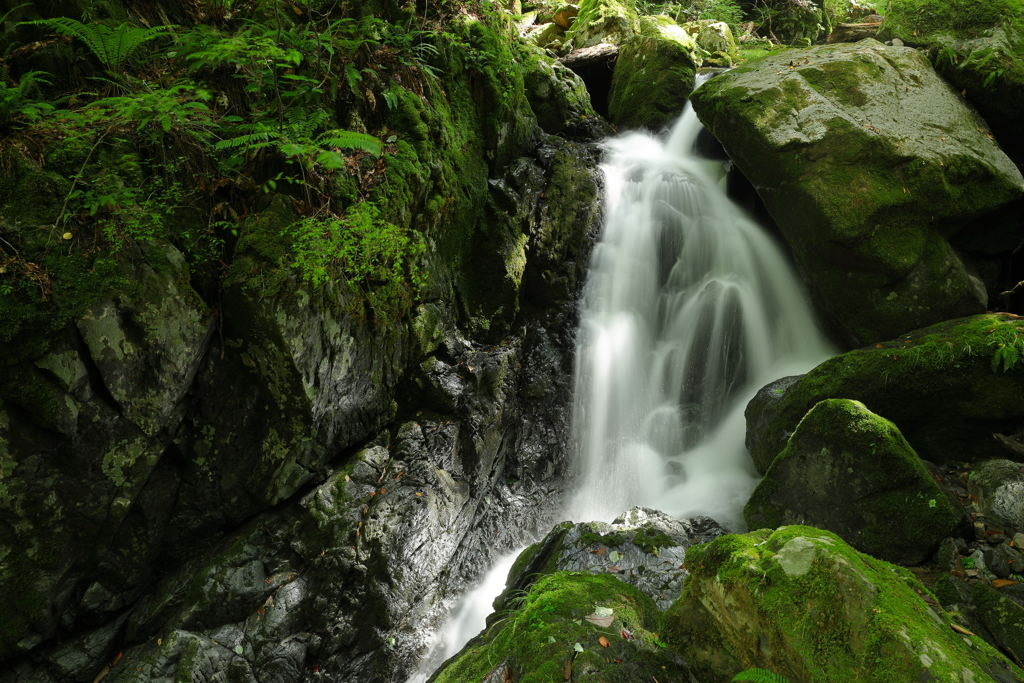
[
  {"left": 744, "top": 399, "right": 967, "bottom": 565},
  {"left": 690, "top": 39, "right": 1024, "bottom": 345},
  {"left": 430, "top": 571, "right": 691, "bottom": 683},
  {"left": 522, "top": 47, "right": 611, "bottom": 139},
  {"left": 968, "top": 459, "right": 1024, "bottom": 535},
  {"left": 881, "top": 0, "right": 1024, "bottom": 161},
  {"left": 663, "top": 525, "right": 1024, "bottom": 682},
  {"left": 745, "top": 314, "right": 1024, "bottom": 473},
  {"left": 565, "top": 0, "right": 641, "bottom": 49},
  {"left": 608, "top": 16, "right": 698, "bottom": 130}
]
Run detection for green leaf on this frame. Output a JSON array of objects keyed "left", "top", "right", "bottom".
[{"left": 573, "top": 642, "right": 584, "bottom": 653}]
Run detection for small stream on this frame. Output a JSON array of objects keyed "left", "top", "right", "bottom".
[{"left": 410, "top": 76, "right": 834, "bottom": 681}]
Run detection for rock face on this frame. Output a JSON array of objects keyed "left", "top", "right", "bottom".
[
  {"left": 744, "top": 399, "right": 967, "bottom": 565},
  {"left": 745, "top": 314, "right": 1024, "bottom": 473},
  {"left": 0, "top": 9, "right": 608, "bottom": 682},
  {"left": 881, "top": 0, "right": 1024, "bottom": 161},
  {"left": 664, "top": 525, "right": 1024, "bottom": 682},
  {"left": 690, "top": 39, "right": 1024, "bottom": 345},
  {"left": 608, "top": 16, "right": 698, "bottom": 130}
]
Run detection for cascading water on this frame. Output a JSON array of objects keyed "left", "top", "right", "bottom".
[
  {"left": 567, "top": 77, "right": 833, "bottom": 529},
  {"left": 411, "top": 76, "right": 834, "bottom": 680}
]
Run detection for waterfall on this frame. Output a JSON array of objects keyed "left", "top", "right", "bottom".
[
  {"left": 410, "top": 76, "right": 834, "bottom": 681},
  {"left": 567, "top": 77, "right": 833, "bottom": 529}
]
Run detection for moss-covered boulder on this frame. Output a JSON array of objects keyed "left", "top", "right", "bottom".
[
  {"left": 972, "top": 583, "right": 1024, "bottom": 664},
  {"left": 522, "top": 47, "right": 612, "bottom": 139},
  {"left": 681, "top": 19, "right": 739, "bottom": 66},
  {"left": 498, "top": 507, "right": 727, "bottom": 612},
  {"left": 745, "top": 399, "right": 967, "bottom": 565},
  {"left": 430, "top": 572, "right": 691, "bottom": 683},
  {"left": 745, "top": 314, "right": 1024, "bottom": 474},
  {"left": 565, "top": 0, "right": 641, "bottom": 49},
  {"left": 690, "top": 40, "right": 1024, "bottom": 345},
  {"left": 608, "top": 16, "right": 698, "bottom": 130},
  {"left": 881, "top": 0, "right": 1024, "bottom": 161},
  {"left": 663, "top": 525, "right": 1024, "bottom": 682}
]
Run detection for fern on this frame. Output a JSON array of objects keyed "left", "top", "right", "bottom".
[
  {"left": 0, "top": 70, "right": 54, "bottom": 128},
  {"left": 731, "top": 668, "right": 791, "bottom": 683},
  {"left": 989, "top": 326, "right": 1024, "bottom": 373},
  {"left": 318, "top": 129, "right": 382, "bottom": 156},
  {"left": 22, "top": 18, "right": 172, "bottom": 72}
]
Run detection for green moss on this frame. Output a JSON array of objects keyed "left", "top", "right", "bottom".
[
  {"left": 666, "top": 526, "right": 1023, "bottom": 682},
  {"left": 608, "top": 28, "right": 697, "bottom": 130},
  {"left": 435, "top": 571, "right": 685, "bottom": 683}
]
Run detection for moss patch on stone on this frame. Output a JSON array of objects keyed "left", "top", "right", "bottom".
[{"left": 664, "top": 525, "right": 1024, "bottom": 682}]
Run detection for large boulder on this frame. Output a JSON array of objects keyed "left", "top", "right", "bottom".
[
  {"left": 430, "top": 571, "right": 691, "bottom": 683},
  {"left": 881, "top": 0, "right": 1024, "bottom": 161},
  {"left": 663, "top": 525, "right": 1024, "bottom": 682},
  {"left": 745, "top": 314, "right": 1024, "bottom": 473},
  {"left": 969, "top": 459, "right": 1024, "bottom": 536},
  {"left": 498, "top": 507, "right": 728, "bottom": 611},
  {"left": 744, "top": 399, "right": 967, "bottom": 564},
  {"left": 521, "top": 47, "right": 613, "bottom": 139},
  {"left": 690, "top": 40, "right": 1024, "bottom": 345},
  {"left": 608, "top": 16, "right": 699, "bottom": 130},
  {"left": 565, "top": 0, "right": 641, "bottom": 49}
]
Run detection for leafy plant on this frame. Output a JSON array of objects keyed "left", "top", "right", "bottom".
[
  {"left": 85, "top": 83, "right": 215, "bottom": 144},
  {"left": 990, "top": 325, "right": 1024, "bottom": 372},
  {"left": 21, "top": 17, "right": 173, "bottom": 73},
  {"left": 731, "top": 668, "right": 792, "bottom": 683},
  {"left": 285, "top": 202, "right": 426, "bottom": 321},
  {"left": 0, "top": 70, "right": 55, "bottom": 131}
]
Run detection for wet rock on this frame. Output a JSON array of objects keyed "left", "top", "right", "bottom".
[
  {"left": 973, "top": 583, "right": 1024, "bottom": 665},
  {"left": 608, "top": 16, "right": 698, "bottom": 131},
  {"left": 745, "top": 399, "right": 967, "bottom": 565},
  {"left": 497, "top": 508, "right": 728, "bottom": 612},
  {"left": 664, "top": 525, "right": 1024, "bottom": 682},
  {"left": 970, "top": 460, "right": 1024, "bottom": 537},
  {"left": 745, "top": 315, "right": 1024, "bottom": 472},
  {"left": 522, "top": 48, "right": 612, "bottom": 139},
  {"left": 691, "top": 40, "right": 1024, "bottom": 345}
]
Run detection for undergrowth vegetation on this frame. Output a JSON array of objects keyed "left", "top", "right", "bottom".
[{"left": 0, "top": 0, "right": 508, "bottom": 340}]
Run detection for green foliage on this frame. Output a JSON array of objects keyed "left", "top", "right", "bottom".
[
  {"left": 21, "top": 18, "right": 172, "bottom": 72},
  {"left": 0, "top": 70, "right": 54, "bottom": 131},
  {"left": 672, "top": 0, "right": 745, "bottom": 26},
  {"left": 84, "top": 83, "right": 215, "bottom": 143},
  {"left": 285, "top": 202, "right": 426, "bottom": 321},
  {"left": 731, "top": 668, "right": 792, "bottom": 682},
  {"left": 990, "top": 325, "right": 1024, "bottom": 372}
]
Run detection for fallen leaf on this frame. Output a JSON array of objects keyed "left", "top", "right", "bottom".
[
  {"left": 415, "top": 492, "right": 423, "bottom": 497},
  {"left": 993, "top": 579, "right": 1020, "bottom": 588},
  {"left": 609, "top": 550, "right": 623, "bottom": 562},
  {"left": 395, "top": 471, "right": 404, "bottom": 480},
  {"left": 585, "top": 614, "right": 614, "bottom": 627},
  {"left": 564, "top": 659, "right": 572, "bottom": 680},
  {"left": 595, "top": 606, "right": 614, "bottom": 617},
  {"left": 574, "top": 642, "right": 584, "bottom": 653},
  {"left": 951, "top": 622, "right": 975, "bottom": 636},
  {"left": 62, "top": 232, "right": 73, "bottom": 240},
  {"left": 599, "top": 636, "right": 610, "bottom": 648}
]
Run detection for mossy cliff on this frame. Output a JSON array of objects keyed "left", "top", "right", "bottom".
[
  {"left": 690, "top": 39, "right": 1024, "bottom": 346},
  {"left": 0, "top": 0, "right": 606, "bottom": 679}
]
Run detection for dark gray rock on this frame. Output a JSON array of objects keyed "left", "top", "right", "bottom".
[{"left": 970, "top": 460, "right": 1024, "bottom": 537}]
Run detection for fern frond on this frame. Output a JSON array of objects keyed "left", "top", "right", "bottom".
[
  {"left": 316, "top": 129, "right": 382, "bottom": 157},
  {"left": 731, "top": 668, "right": 791, "bottom": 683},
  {"left": 22, "top": 18, "right": 172, "bottom": 71},
  {"left": 214, "top": 131, "right": 279, "bottom": 150}
]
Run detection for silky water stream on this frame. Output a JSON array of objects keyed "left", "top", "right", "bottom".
[{"left": 411, "top": 78, "right": 834, "bottom": 680}]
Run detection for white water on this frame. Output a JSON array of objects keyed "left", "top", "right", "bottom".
[
  {"left": 567, "top": 85, "right": 833, "bottom": 529},
  {"left": 411, "top": 78, "right": 834, "bottom": 680}
]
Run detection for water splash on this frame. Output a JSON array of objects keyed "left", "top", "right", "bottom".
[{"left": 566, "top": 79, "right": 834, "bottom": 529}]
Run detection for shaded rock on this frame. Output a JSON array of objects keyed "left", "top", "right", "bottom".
[
  {"left": 744, "top": 399, "right": 967, "bottom": 565},
  {"left": 560, "top": 41, "right": 620, "bottom": 69},
  {"left": 970, "top": 460, "right": 1024, "bottom": 536},
  {"left": 745, "top": 315, "right": 1024, "bottom": 474},
  {"left": 430, "top": 571, "right": 692, "bottom": 683},
  {"left": 881, "top": 0, "right": 1024, "bottom": 161},
  {"left": 827, "top": 21, "right": 880, "bottom": 43},
  {"left": 608, "top": 16, "right": 698, "bottom": 130},
  {"left": 691, "top": 40, "right": 1024, "bottom": 345},
  {"left": 552, "top": 3, "right": 579, "bottom": 30},
  {"left": 973, "top": 583, "right": 1024, "bottom": 665},
  {"left": 522, "top": 48, "right": 613, "bottom": 139},
  {"left": 498, "top": 507, "right": 728, "bottom": 611},
  {"left": 565, "top": 0, "right": 640, "bottom": 49},
  {"left": 664, "top": 525, "right": 1024, "bottom": 682}
]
